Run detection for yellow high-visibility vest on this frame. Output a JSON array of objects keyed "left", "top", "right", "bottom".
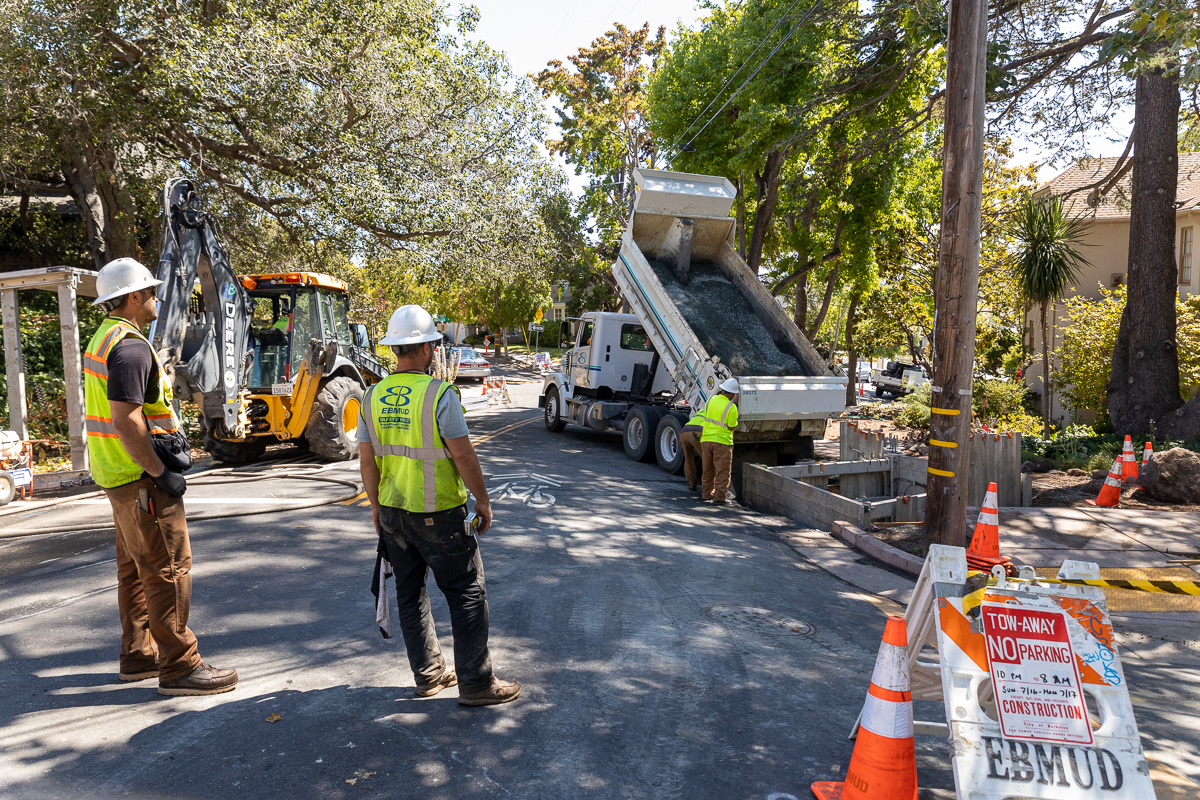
[{"left": 699, "top": 394, "right": 738, "bottom": 446}]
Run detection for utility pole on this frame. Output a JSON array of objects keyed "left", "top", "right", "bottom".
[{"left": 925, "top": 0, "right": 988, "bottom": 549}]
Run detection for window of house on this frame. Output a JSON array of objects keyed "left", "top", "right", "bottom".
[{"left": 1181, "top": 227, "right": 1193, "bottom": 285}]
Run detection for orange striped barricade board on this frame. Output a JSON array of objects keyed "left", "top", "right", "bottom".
[
  {"left": 484, "top": 377, "right": 512, "bottom": 405},
  {"left": 932, "top": 549, "right": 1155, "bottom": 799}
]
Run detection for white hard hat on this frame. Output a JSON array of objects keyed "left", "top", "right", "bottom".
[
  {"left": 720, "top": 378, "right": 740, "bottom": 393},
  {"left": 93, "top": 258, "right": 162, "bottom": 306},
  {"left": 380, "top": 304, "right": 442, "bottom": 346}
]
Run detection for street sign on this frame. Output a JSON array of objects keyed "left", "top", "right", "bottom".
[
  {"left": 528, "top": 323, "right": 543, "bottom": 332},
  {"left": 982, "top": 602, "right": 1092, "bottom": 745}
]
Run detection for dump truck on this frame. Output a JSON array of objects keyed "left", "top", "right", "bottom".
[
  {"left": 150, "top": 179, "right": 387, "bottom": 463},
  {"left": 540, "top": 168, "right": 846, "bottom": 488}
]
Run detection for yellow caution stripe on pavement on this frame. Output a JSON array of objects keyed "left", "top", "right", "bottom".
[{"left": 1054, "top": 578, "right": 1200, "bottom": 596}]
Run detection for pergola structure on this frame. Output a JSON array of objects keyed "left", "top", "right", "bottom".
[{"left": 1, "top": 266, "right": 99, "bottom": 477}]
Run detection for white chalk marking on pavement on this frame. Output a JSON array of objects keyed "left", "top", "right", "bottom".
[
  {"left": 767, "top": 794, "right": 799, "bottom": 800},
  {"left": 0, "top": 583, "right": 117, "bottom": 625},
  {"left": 66, "top": 557, "right": 117, "bottom": 572}
]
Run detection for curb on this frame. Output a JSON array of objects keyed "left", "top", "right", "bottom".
[{"left": 830, "top": 520, "right": 924, "bottom": 576}]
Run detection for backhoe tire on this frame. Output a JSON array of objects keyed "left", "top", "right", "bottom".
[
  {"left": 544, "top": 386, "right": 567, "bottom": 433},
  {"left": 201, "top": 418, "right": 267, "bottom": 465},
  {"left": 623, "top": 406, "right": 664, "bottom": 463},
  {"left": 305, "top": 376, "right": 364, "bottom": 461}
]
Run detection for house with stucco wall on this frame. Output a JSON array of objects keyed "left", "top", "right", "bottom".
[{"left": 1023, "top": 153, "right": 1200, "bottom": 425}]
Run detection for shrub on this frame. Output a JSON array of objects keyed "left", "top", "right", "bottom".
[
  {"left": 973, "top": 379, "right": 1028, "bottom": 421},
  {"left": 894, "top": 384, "right": 932, "bottom": 429},
  {"left": 992, "top": 412, "right": 1043, "bottom": 437}
]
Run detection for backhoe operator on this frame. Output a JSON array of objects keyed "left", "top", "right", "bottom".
[
  {"left": 84, "top": 258, "right": 238, "bottom": 696},
  {"left": 358, "top": 304, "right": 520, "bottom": 707}
]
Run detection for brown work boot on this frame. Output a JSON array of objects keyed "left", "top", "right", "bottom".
[
  {"left": 158, "top": 662, "right": 239, "bottom": 696},
  {"left": 119, "top": 663, "right": 159, "bottom": 682},
  {"left": 415, "top": 670, "right": 458, "bottom": 698},
  {"left": 457, "top": 677, "right": 521, "bottom": 707}
]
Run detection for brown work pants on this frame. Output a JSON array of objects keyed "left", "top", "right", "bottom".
[
  {"left": 701, "top": 441, "right": 734, "bottom": 502},
  {"left": 105, "top": 476, "right": 201, "bottom": 682},
  {"left": 679, "top": 428, "right": 702, "bottom": 489}
]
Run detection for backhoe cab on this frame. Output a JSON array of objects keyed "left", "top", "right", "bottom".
[{"left": 150, "top": 179, "right": 387, "bottom": 464}]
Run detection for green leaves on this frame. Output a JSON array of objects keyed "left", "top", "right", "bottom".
[{"left": 1008, "top": 194, "right": 1091, "bottom": 306}]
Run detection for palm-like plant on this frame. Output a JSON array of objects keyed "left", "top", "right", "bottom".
[{"left": 1010, "top": 194, "right": 1091, "bottom": 438}]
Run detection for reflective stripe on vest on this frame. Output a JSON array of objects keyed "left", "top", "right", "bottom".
[
  {"left": 699, "top": 395, "right": 737, "bottom": 445},
  {"left": 366, "top": 373, "right": 467, "bottom": 513},
  {"left": 84, "top": 317, "right": 179, "bottom": 488}
]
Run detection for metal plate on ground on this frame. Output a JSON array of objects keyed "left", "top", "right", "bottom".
[{"left": 704, "top": 605, "right": 814, "bottom": 636}]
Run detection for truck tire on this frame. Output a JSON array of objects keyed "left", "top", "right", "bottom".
[
  {"left": 875, "top": 386, "right": 887, "bottom": 399},
  {"left": 0, "top": 471, "right": 15, "bottom": 506},
  {"left": 624, "top": 406, "right": 664, "bottom": 463},
  {"left": 654, "top": 413, "right": 687, "bottom": 474},
  {"left": 544, "top": 385, "right": 567, "bottom": 432},
  {"left": 201, "top": 417, "right": 267, "bottom": 464},
  {"left": 305, "top": 376, "right": 364, "bottom": 461}
]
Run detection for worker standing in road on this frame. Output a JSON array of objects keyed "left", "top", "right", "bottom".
[
  {"left": 84, "top": 258, "right": 238, "bottom": 696},
  {"left": 359, "top": 304, "right": 520, "bottom": 707},
  {"left": 679, "top": 410, "right": 704, "bottom": 493},
  {"left": 699, "top": 378, "right": 740, "bottom": 505}
]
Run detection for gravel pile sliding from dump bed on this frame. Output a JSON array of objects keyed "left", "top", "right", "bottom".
[{"left": 648, "top": 260, "right": 811, "bottom": 377}]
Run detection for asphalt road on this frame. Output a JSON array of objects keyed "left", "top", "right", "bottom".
[{"left": 0, "top": 391, "right": 1195, "bottom": 799}]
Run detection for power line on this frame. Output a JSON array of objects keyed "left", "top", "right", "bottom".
[
  {"left": 666, "top": 0, "right": 826, "bottom": 163},
  {"left": 665, "top": 0, "right": 807, "bottom": 157}
]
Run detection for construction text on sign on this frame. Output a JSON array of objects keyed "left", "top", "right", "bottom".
[{"left": 982, "top": 602, "right": 1092, "bottom": 745}]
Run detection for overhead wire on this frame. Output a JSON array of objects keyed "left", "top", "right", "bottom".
[
  {"left": 665, "top": 0, "right": 808, "bottom": 157},
  {"left": 665, "top": 0, "right": 827, "bottom": 163}
]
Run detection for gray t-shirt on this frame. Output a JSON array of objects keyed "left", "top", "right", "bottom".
[{"left": 356, "top": 379, "right": 469, "bottom": 444}]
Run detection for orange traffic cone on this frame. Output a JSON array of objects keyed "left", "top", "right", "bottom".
[
  {"left": 1086, "top": 458, "right": 1124, "bottom": 507},
  {"left": 1142, "top": 441, "right": 1153, "bottom": 466},
  {"left": 1121, "top": 435, "right": 1137, "bottom": 481},
  {"left": 812, "top": 617, "right": 917, "bottom": 800},
  {"left": 966, "top": 482, "right": 1013, "bottom": 575}
]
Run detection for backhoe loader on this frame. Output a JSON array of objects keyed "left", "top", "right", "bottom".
[{"left": 149, "top": 179, "right": 388, "bottom": 463}]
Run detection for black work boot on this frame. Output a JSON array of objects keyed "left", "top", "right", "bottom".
[
  {"left": 415, "top": 670, "right": 458, "bottom": 698},
  {"left": 158, "top": 662, "right": 239, "bottom": 696},
  {"left": 458, "top": 677, "right": 521, "bottom": 707}
]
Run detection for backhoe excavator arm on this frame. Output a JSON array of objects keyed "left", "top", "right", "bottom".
[{"left": 148, "top": 178, "right": 255, "bottom": 437}]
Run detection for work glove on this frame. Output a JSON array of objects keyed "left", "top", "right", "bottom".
[{"left": 151, "top": 469, "right": 187, "bottom": 498}]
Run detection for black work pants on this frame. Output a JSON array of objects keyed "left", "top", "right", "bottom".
[{"left": 378, "top": 504, "right": 493, "bottom": 692}]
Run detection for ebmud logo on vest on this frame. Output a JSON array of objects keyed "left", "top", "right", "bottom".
[{"left": 379, "top": 384, "right": 413, "bottom": 431}]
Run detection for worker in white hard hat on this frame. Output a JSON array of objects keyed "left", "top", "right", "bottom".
[
  {"left": 84, "top": 258, "right": 238, "bottom": 696},
  {"left": 698, "top": 377, "right": 741, "bottom": 504},
  {"left": 359, "top": 304, "right": 520, "bottom": 707}
]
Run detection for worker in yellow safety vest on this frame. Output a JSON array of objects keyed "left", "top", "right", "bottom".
[
  {"left": 699, "top": 378, "right": 740, "bottom": 504},
  {"left": 84, "top": 258, "right": 238, "bottom": 696},
  {"left": 359, "top": 304, "right": 520, "bottom": 707}
]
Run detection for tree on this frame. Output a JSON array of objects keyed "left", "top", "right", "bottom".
[
  {"left": 0, "top": 0, "right": 562, "bottom": 280},
  {"left": 534, "top": 23, "right": 666, "bottom": 253},
  {"left": 463, "top": 278, "right": 552, "bottom": 357},
  {"left": 1009, "top": 194, "right": 1090, "bottom": 437}
]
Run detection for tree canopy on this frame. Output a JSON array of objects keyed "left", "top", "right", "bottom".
[{"left": 0, "top": 0, "right": 568, "bottom": 280}]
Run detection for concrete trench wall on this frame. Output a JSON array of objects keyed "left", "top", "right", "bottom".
[{"left": 744, "top": 432, "right": 1031, "bottom": 531}]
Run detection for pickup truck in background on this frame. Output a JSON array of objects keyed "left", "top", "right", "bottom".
[{"left": 871, "top": 361, "right": 929, "bottom": 398}]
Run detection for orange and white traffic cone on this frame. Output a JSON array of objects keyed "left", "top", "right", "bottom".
[
  {"left": 1086, "top": 458, "right": 1124, "bottom": 507},
  {"left": 1142, "top": 441, "right": 1153, "bottom": 466},
  {"left": 812, "top": 616, "right": 917, "bottom": 800},
  {"left": 966, "top": 482, "right": 1013, "bottom": 575},
  {"left": 1121, "top": 435, "right": 1137, "bottom": 481}
]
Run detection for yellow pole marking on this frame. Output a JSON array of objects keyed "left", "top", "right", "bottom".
[
  {"left": 929, "top": 439, "right": 958, "bottom": 448},
  {"left": 928, "top": 467, "right": 956, "bottom": 477},
  {"left": 931, "top": 408, "right": 960, "bottom": 415}
]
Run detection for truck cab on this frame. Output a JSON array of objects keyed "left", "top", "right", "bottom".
[{"left": 564, "top": 312, "right": 674, "bottom": 398}]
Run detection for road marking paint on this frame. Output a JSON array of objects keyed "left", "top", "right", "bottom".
[{"left": 339, "top": 492, "right": 367, "bottom": 505}]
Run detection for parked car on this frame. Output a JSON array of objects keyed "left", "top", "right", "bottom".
[{"left": 452, "top": 347, "right": 491, "bottom": 380}]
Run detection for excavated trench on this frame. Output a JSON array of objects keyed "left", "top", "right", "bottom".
[{"left": 648, "top": 260, "right": 811, "bottom": 377}]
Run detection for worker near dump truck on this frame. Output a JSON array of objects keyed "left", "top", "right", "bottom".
[
  {"left": 699, "top": 378, "right": 741, "bottom": 504},
  {"left": 358, "top": 304, "right": 520, "bottom": 707},
  {"left": 84, "top": 258, "right": 238, "bottom": 696},
  {"left": 679, "top": 410, "right": 704, "bottom": 493}
]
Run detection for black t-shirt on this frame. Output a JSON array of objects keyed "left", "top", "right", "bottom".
[{"left": 106, "top": 337, "right": 160, "bottom": 405}]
